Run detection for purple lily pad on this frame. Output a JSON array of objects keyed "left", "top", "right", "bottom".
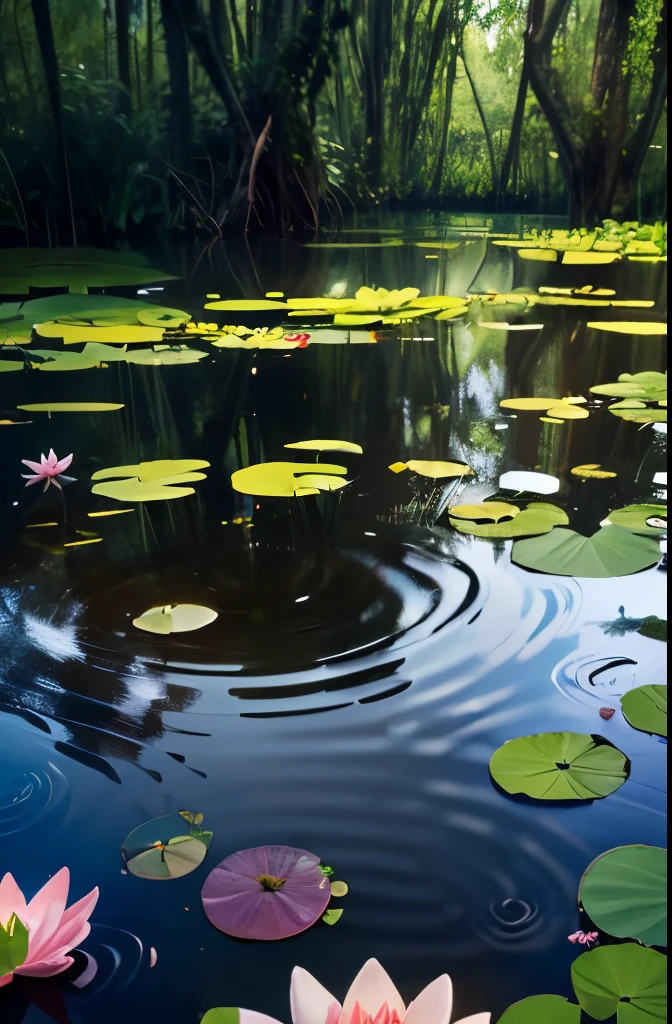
[{"left": 201, "top": 845, "right": 331, "bottom": 940}]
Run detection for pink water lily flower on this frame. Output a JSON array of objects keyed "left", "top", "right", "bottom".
[
  {"left": 568, "top": 930, "right": 599, "bottom": 947},
  {"left": 228, "top": 959, "right": 490, "bottom": 1024},
  {"left": 21, "top": 449, "right": 75, "bottom": 491},
  {"left": 0, "top": 867, "right": 99, "bottom": 988}
]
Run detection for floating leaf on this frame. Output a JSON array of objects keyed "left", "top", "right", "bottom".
[
  {"left": 571, "top": 944, "right": 667, "bottom": 1022},
  {"left": 31, "top": 343, "right": 129, "bottom": 370},
  {"left": 637, "top": 618, "right": 667, "bottom": 642},
  {"left": 620, "top": 686, "right": 667, "bottom": 738},
  {"left": 587, "top": 322, "right": 668, "bottom": 336},
  {"left": 18, "top": 402, "right": 124, "bottom": 413},
  {"left": 201, "top": 1012, "right": 240, "bottom": 1024},
  {"left": 434, "top": 305, "right": 469, "bottom": 319},
  {"left": 133, "top": 604, "right": 218, "bottom": 635},
  {"left": 579, "top": 845, "right": 667, "bottom": 946},
  {"left": 590, "top": 372, "right": 667, "bottom": 402},
  {"left": 88, "top": 509, "right": 134, "bottom": 518},
  {"left": 500, "top": 397, "right": 584, "bottom": 411},
  {"left": 449, "top": 502, "right": 568, "bottom": 538},
  {"left": 390, "top": 460, "right": 473, "bottom": 479},
  {"left": 489, "top": 732, "right": 629, "bottom": 800},
  {"left": 546, "top": 404, "right": 590, "bottom": 420},
  {"left": 562, "top": 252, "right": 619, "bottom": 264},
  {"left": 125, "top": 346, "right": 208, "bottom": 365},
  {"left": 204, "top": 298, "right": 289, "bottom": 310},
  {"left": 518, "top": 249, "right": 558, "bottom": 262},
  {"left": 329, "top": 881, "right": 349, "bottom": 897},
  {"left": 414, "top": 241, "right": 460, "bottom": 250},
  {"left": 284, "top": 439, "right": 363, "bottom": 455},
  {"left": 92, "top": 459, "right": 210, "bottom": 502},
  {"left": 571, "top": 465, "right": 618, "bottom": 480},
  {"left": 322, "top": 909, "right": 344, "bottom": 925},
  {"left": 497, "top": 995, "right": 580, "bottom": 1024},
  {"left": 512, "top": 526, "right": 661, "bottom": 577},
  {"left": 35, "top": 322, "right": 165, "bottom": 345},
  {"left": 122, "top": 812, "right": 212, "bottom": 880},
  {"left": 201, "top": 846, "right": 331, "bottom": 940},
  {"left": 231, "top": 461, "right": 347, "bottom": 497},
  {"left": 606, "top": 504, "right": 667, "bottom": 534},
  {"left": 0, "top": 360, "right": 25, "bottom": 372},
  {"left": 0, "top": 247, "right": 177, "bottom": 293},
  {"left": 449, "top": 501, "right": 518, "bottom": 522}
]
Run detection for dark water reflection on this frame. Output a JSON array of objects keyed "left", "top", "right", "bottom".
[{"left": 0, "top": 225, "right": 667, "bottom": 1023}]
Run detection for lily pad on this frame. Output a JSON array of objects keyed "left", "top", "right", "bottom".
[
  {"left": 579, "top": 845, "right": 667, "bottom": 946},
  {"left": 571, "top": 465, "right": 617, "bottom": 480},
  {"left": 18, "top": 402, "right": 124, "bottom": 413},
  {"left": 489, "top": 732, "right": 629, "bottom": 800},
  {"left": 122, "top": 811, "right": 212, "bottom": 880},
  {"left": 35, "top": 322, "right": 165, "bottom": 345},
  {"left": 389, "top": 460, "right": 473, "bottom": 479},
  {"left": 0, "top": 247, "right": 177, "bottom": 294},
  {"left": 605, "top": 505, "right": 667, "bottom": 534},
  {"left": 587, "top": 322, "right": 667, "bottom": 335},
  {"left": 92, "top": 460, "right": 210, "bottom": 502},
  {"left": 497, "top": 995, "right": 580, "bottom": 1024},
  {"left": 284, "top": 439, "right": 363, "bottom": 455},
  {"left": 637, "top": 618, "right": 667, "bottom": 642},
  {"left": 571, "top": 943, "right": 667, "bottom": 1022},
  {"left": 201, "top": 846, "right": 331, "bottom": 940},
  {"left": 620, "top": 685, "right": 667, "bottom": 738},
  {"left": 133, "top": 604, "right": 218, "bottom": 635},
  {"left": 590, "top": 372, "right": 667, "bottom": 402},
  {"left": 511, "top": 526, "right": 661, "bottom": 578},
  {"left": 231, "top": 461, "right": 348, "bottom": 497},
  {"left": 449, "top": 502, "right": 568, "bottom": 538}
]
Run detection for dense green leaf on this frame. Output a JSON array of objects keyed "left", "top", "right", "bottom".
[
  {"left": 579, "top": 845, "right": 667, "bottom": 947},
  {"left": 512, "top": 526, "right": 661, "bottom": 577},
  {"left": 571, "top": 944, "right": 667, "bottom": 1022},
  {"left": 489, "top": 732, "right": 629, "bottom": 800},
  {"left": 621, "top": 685, "right": 667, "bottom": 737},
  {"left": 497, "top": 995, "right": 580, "bottom": 1023}
]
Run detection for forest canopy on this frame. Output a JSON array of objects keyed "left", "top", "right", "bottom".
[{"left": 0, "top": 0, "right": 666, "bottom": 243}]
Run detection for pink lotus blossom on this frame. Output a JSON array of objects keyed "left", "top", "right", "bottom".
[
  {"left": 21, "top": 449, "right": 75, "bottom": 491},
  {"left": 0, "top": 868, "right": 98, "bottom": 988},
  {"left": 219, "top": 959, "right": 490, "bottom": 1024},
  {"left": 568, "top": 930, "right": 599, "bottom": 947}
]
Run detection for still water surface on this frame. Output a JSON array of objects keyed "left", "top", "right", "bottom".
[{"left": 0, "top": 221, "right": 667, "bottom": 1023}]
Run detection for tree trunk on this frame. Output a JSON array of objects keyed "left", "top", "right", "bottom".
[
  {"left": 461, "top": 46, "right": 498, "bottom": 200},
  {"left": 179, "top": 0, "right": 255, "bottom": 143},
  {"left": 228, "top": 0, "right": 246, "bottom": 61},
  {"left": 430, "top": 47, "right": 458, "bottom": 194},
  {"left": 500, "top": 5, "right": 532, "bottom": 194},
  {"left": 159, "top": 0, "right": 192, "bottom": 168},
  {"left": 210, "top": 0, "right": 232, "bottom": 60},
  {"left": 146, "top": 0, "right": 154, "bottom": 85},
  {"left": 14, "top": 0, "right": 37, "bottom": 113},
  {"left": 115, "top": 0, "right": 133, "bottom": 112},
  {"left": 30, "top": 0, "right": 76, "bottom": 243}
]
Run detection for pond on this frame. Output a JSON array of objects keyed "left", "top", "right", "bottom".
[{"left": 0, "top": 220, "right": 667, "bottom": 1024}]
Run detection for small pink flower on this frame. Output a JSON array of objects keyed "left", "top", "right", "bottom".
[
  {"left": 0, "top": 867, "right": 99, "bottom": 988},
  {"left": 21, "top": 449, "right": 75, "bottom": 491},
  {"left": 568, "top": 930, "right": 599, "bottom": 947}
]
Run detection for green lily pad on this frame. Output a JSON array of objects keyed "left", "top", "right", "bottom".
[
  {"left": 449, "top": 502, "right": 568, "bottom": 538},
  {"left": 201, "top": 1011, "right": 240, "bottom": 1024},
  {"left": 621, "top": 685, "right": 667, "bottom": 737},
  {"left": 606, "top": 505, "right": 667, "bottom": 535},
  {"left": 0, "top": 914, "right": 29, "bottom": 977},
  {"left": 322, "top": 908, "right": 344, "bottom": 925},
  {"left": 571, "top": 943, "right": 667, "bottom": 1022},
  {"left": 579, "top": 845, "right": 667, "bottom": 947},
  {"left": 489, "top": 732, "right": 630, "bottom": 800},
  {"left": 637, "top": 618, "right": 667, "bottom": 642},
  {"left": 122, "top": 811, "right": 212, "bottom": 880},
  {"left": 590, "top": 372, "right": 667, "bottom": 402},
  {"left": 0, "top": 247, "right": 177, "bottom": 294},
  {"left": 511, "top": 526, "right": 661, "bottom": 578},
  {"left": 497, "top": 995, "right": 581, "bottom": 1023}
]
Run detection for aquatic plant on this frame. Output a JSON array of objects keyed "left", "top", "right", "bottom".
[
  {"left": 21, "top": 449, "right": 75, "bottom": 491},
  {"left": 122, "top": 811, "right": 213, "bottom": 880},
  {"left": 590, "top": 371, "right": 667, "bottom": 423},
  {"left": 578, "top": 845, "right": 667, "bottom": 946},
  {"left": 205, "top": 958, "right": 490, "bottom": 1023},
  {"left": 201, "top": 846, "right": 332, "bottom": 940},
  {"left": 567, "top": 931, "right": 599, "bottom": 948},
  {"left": 0, "top": 867, "right": 98, "bottom": 988}
]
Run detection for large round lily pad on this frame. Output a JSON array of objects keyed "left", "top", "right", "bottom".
[
  {"left": 512, "top": 526, "right": 661, "bottom": 577},
  {"left": 449, "top": 501, "right": 568, "bottom": 538},
  {"left": 201, "top": 845, "right": 331, "bottom": 940},
  {"left": 122, "top": 811, "right": 212, "bottom": 880},
  {"left": 607, "top": 505, "right": 667, "bottom": 535},
  {"left": 497, "top": 995, "right": 580, "bottom": 1023},
  {"left": 571, "top": 943, "right": 667, "bottom": 1022},
  {"left": 579, "top": 845, "right": 667, "bottom": 947},
  {"left": 489, "top": 732, "right": 630, "bottom": 800},
  {"left": 620, "top": 685, "right": 667, "bottom": 738}
]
